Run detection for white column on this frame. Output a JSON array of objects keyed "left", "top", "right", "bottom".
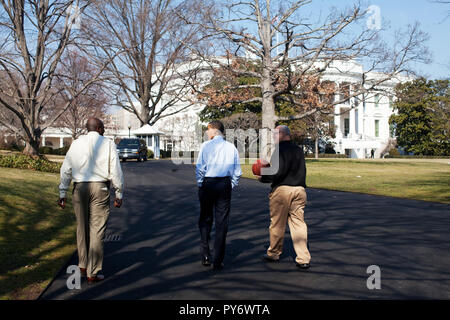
[
  {"left": 358, "top": 105, "right": 364, "bottom": 138},
  {"left": 42, "top": 136, "right": 46, "bottom": 147},
  {"left": 334, "top": 105, "right": 342, "bottom": 139},
  {"left": 349, "top": 108, "right": 356, "bottom": 138},
  {"left": 59, "top": 137, "right": 64, "bottom": 148}
]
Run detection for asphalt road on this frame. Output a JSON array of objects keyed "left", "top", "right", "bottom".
[{"left": 40, "top": 160, "right": 450, "bottom": 300}]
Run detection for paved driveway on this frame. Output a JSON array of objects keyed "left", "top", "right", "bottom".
[{"left": 40, "top": 160, "right": 450, "bottom": 299}]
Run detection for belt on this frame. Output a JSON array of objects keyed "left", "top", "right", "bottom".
[
  {"left": 73, "top": 181, "right": 110, "bottom": 193},
  {"left": 204, "top": 176, "right": 231, "bottom": 180}
]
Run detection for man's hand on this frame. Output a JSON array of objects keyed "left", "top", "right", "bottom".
[
  {"left": 58, "top": 198, "right": 67, "bottom": 209},
  {"left": 114, "top": 198, "right": 122, "bottom": 208}
]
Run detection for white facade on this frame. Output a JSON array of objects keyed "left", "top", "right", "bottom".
[
  {"left": 320, "top": 60, "right": 409, "bottom": 158},
  {"left": 40, "top": 58, "right": 409, "bottom": 159}
]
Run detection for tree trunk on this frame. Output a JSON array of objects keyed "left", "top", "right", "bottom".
[
  {"left": 260, "top": 86, "right": 277, "bottom": 161},
  {"left": 23, "top": 138, "right": 40, "bottom": 156},
  {"left": 315, "top": 137, "right": 319, "bottom": 159}
]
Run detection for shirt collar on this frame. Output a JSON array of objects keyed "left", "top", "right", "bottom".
[
  {"left": 212, "top": 135, "right": 224, "bottom": 141},
  {"left": 87, "top": 131, "right": 100, "bottom": 137}
]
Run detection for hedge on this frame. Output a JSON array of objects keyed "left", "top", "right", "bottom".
[
  {"left": 305, "top": 154, "right": 348, "bottom": 159},
  {"left": 38, "top": 145, "right": 70, "bottom": 156},
  {"left": 0, "top": 154, "right": 61, "bottom": 173},
  {"left": 384, "top": 155, "right": 450, "bottom": 159}
]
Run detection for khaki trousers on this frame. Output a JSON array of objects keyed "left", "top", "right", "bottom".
[
  {"left": 72, "top": 182, "right": 110, "bottom": 277},
  {"left": 267, "top": 185, "right": 311, "bottom": 264}
]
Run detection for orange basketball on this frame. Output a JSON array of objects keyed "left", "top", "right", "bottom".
[{"left": 252, "top": 159, "right": 270, "bottom": 176}]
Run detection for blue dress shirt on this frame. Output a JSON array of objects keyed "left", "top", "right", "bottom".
[{"left": 195, "top": 135, "right": 242, "bottom": 188}]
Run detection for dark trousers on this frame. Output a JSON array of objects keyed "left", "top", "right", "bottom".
[{"left": 198, "top": 177, "right": 232, "bottom": 266}]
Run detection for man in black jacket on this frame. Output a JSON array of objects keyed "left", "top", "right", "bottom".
[{"left": 258, "top": 125, "right": 310, "bottom": 269}]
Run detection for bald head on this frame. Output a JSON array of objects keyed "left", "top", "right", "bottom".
[
  {"left": 86, "top": 117, "right": 105, "bottom": 135},
  {"left": 274, "top": 125, "right": 291, "bottom": 143}
]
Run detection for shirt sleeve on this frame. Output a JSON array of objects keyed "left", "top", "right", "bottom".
[
  {"left": 195, "top": 143, "right": 206, "bottom": 187},
  {"left": 109, "top": 141, "right": 124, "bottom": 199},
  {"left": 231, "top": 147, "right": 242, "bottom": 189},
  {"left": 59, "top": 144, "right": 74, "bottom": 199}
]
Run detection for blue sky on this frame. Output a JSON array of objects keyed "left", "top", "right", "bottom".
[{"left": 311, "top": 0, "right": 450, "bottom": 79}]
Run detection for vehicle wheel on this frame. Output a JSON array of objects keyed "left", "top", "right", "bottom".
[
  {"left": 144, "top": 156, "right": 148, "bottom": 161},
  {"left": 122, "top": 158, "right": 126, "bottom": 162},
  {"left": 137, "top": 156, "right": 142, "bottom": 162}
]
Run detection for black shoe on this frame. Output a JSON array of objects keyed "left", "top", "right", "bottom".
[
  {"left": 296, "top": 263, "right": 310, "bottom": 270},
  {"left": 262, "top": 254, "right": 279, "bottom": 263},
  {"left": 202, "top": 256, "right": 211, "bottom": 266},
  {"left": 213, "top": 263, "right": 224, "bottom": 270}
]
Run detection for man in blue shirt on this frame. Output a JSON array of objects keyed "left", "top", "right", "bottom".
[{"left": 196, "top": 120, "right": 242, "bottom": 270}]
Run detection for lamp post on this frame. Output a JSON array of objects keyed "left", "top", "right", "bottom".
[{"left": 128, "top": 124, "right": 131, "bottom": 138}]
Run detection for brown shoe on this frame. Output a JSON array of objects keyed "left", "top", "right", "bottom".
[
  {"left": 79, "top": 267, "right": 87, "bottom": 277},
  {"left": 87, "top": 274, "right": 105, "bottom": 284}
]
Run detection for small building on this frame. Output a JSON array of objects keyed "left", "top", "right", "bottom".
[
  {"left": 41, "top": 127, "right": 73, "bottom": 149},
  {"left": 131, "top": 124, "right": 163, "bottom": 159}
]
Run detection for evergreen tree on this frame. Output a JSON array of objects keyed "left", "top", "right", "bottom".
[{"left": 390, "top": 79, "right": 449, "bottom": 156}]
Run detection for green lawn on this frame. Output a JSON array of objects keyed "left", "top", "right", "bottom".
[
  {"left": 0, "top": 157, "right": 448, "bottom": 299},
  {"left": 0, "top": 167, "right": 76, "bottom": 300},
  {"left": 242, "top": 159, "right": 450, "bottom": 204}
]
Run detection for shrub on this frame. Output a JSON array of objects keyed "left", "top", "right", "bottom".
[
  {"left": 388, "top": 148, "right": 400, "bottom": 157},
  {"left": 147, "top": 149, "right": 154, "bottom": 159},
  {"left": 0, "top": 135, "right": 25, "bottom": 151},
  {"left": 39, "top": 146, "right": 54, "bottom": 155},
  {"left": 305, "top": 154, "right": 348, "bottom": 159},
  {"left": 54, "top": 146, "right": 70, "bottom": 155},
  {"left": 0, "top": 154, "right": 61, "bottom": 173},
  {"left": 160, "top": 150, "right": 172, "bottom": 158},
  {"left": 384, "top": 154, "right": 450, "bottom": 159},
  {"left": 324, "top": 143, "right": 336, "bottom": 154}
]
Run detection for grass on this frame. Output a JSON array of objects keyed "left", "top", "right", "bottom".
[
  {"left": 0, "top": 156, "right": 448, "bottom": 300},
  {"left": 242, "top": 158, "right": 450, "bottom": 204},
  {"left": 0, "top": 167, "right": 76, "bottom": 300}
]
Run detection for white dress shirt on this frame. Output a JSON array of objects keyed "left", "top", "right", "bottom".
[
  {"left": 59, "top": 131, "right": 124, "bottom": 199},
  {"left": 195, "top": 135, "right": 242, "bottom": 188}
]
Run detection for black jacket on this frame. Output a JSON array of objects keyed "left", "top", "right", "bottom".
[{"left": 261, "top": 141, "right": 306, "bottom": 191}]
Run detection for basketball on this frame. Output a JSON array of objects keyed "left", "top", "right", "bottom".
[{"left": 252, "top": 159, "right": 270, "bottom": 176}]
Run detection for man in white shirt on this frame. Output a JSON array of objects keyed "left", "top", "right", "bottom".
[
  {"left": 196, "top": 120, "right": 242, "bottom": 270},
  {"left": 58, "top": 118, "right": 124, "bottom": 283}
]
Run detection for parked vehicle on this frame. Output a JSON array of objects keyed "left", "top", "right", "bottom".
[{"left": 117, "top": 138, "right": 148, "bottom": 162}]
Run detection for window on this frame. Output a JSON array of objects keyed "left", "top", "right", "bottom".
[
  {"left": 390, "top": 123, "right": 396, "bottom": 138},
  {"left": 344, "top": 118, "right": 350, "bottom": 137},
  {"left": 118, "top": 139, "right": 140, "bottom": 148},
  {"left": 375, "top": 94, "right": 380, "bottom": 108},
  {"left": 375, "top": 120, "right": 380, "bottom": 138}
]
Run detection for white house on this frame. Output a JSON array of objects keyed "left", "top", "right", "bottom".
[
  {"left": 38, "top": 58, "right": 410, "bottom": 159},
  {"left": 319, "top": 60, "right": 409, "bottom": 158}
]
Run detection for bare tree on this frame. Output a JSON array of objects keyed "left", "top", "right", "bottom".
[
  {"left": 183, "top": 0, "right": 430, "bottom": 131},
  {"left": 82, "top": 0, "right": 206, "bottom": 127},
  {"left": 49, "top": 51, "right": 110, "bottom": 139},
  {"left": 0, "top": 0, "right": 110, "bottom": 155}
]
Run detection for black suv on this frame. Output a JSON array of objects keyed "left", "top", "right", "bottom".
[{"left": 117, "top": 138, "right": 148, "bottom": 162}]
